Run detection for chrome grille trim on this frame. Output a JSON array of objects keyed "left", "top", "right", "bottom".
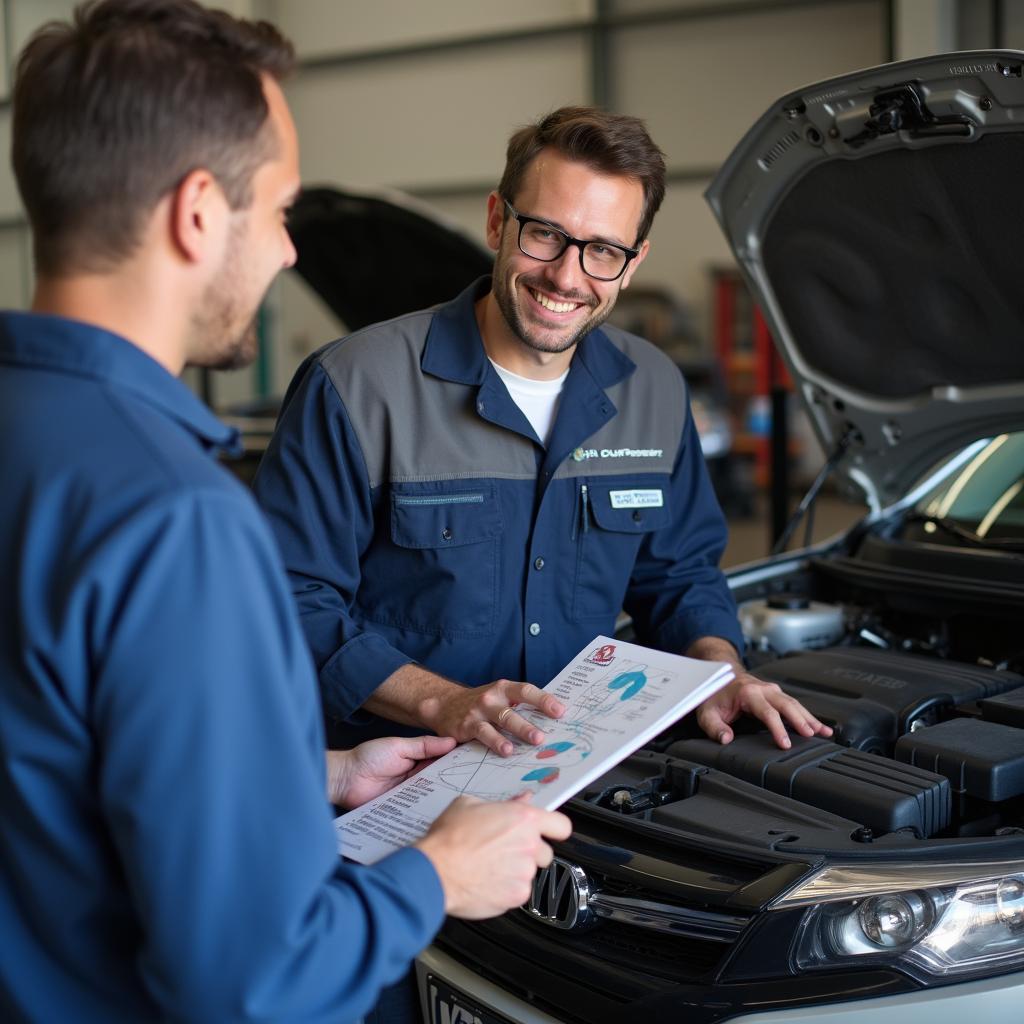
[{"left": 588, "top": 893, "right": 747, "bottom": 941}]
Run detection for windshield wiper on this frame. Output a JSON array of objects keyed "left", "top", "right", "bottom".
[{"left": 901, "top": 512, "right": 1024, "bottom": 552}]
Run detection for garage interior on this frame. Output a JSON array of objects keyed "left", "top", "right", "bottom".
[
  {"left": 6, "top": 3, "right": 1024, "bottom": 1022},
  {"left": 0, "top": 0, "right": 1018, "bottom": 555}
]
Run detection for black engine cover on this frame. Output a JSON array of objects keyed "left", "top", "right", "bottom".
[
  {"left": 755, "top": 647, "right": 1024, "bottom": 754},
  {"left": 669, "top": 734, "right": 951, "bottom": 837}
]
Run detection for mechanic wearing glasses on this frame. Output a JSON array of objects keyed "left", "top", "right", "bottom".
[{"left": 254, "top": 107, "right": 831, "bottom": 762}]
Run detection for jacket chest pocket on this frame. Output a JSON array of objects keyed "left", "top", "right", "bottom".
[
  {"left": 367, "top": 485, "right": 503, "bottom": 637},
  {"left": 573, "top": 478, "right": 671, "bottom": 620}
]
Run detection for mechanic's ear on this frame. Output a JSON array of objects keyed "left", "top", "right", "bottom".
[
  {"left": 620, "top": 239, "right": 650, "bottom": 290},
  {"left": 484, "top": 191, "right": 505, "bottom": 253},
  {"left": 170, "top": 168, "right": 229, "bottom": 264}
]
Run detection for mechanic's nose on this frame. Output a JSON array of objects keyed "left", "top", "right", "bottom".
[{"left": 544, "top": 244, "right": 586, "bottom": 294}]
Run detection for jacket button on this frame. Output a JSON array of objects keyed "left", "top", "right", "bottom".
[
  {"left": 632, "top": 510, "right": 642, "bottom": 522},
  {"left": 534, "top": 557, "right": 545, "bottom": 570},
  {"left": 529, "top": 622, "right": 541, "bottom": 637},
  {"left": 442, "top": 527, "right": 453, "bottom": 540}
]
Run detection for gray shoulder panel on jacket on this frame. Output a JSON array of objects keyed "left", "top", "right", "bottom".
[
  {"left": 553, "top": 325, "right": 689, "bottom": 480},
  {"left": 318, "top": 311, "right": 537, "bottom": 489}
]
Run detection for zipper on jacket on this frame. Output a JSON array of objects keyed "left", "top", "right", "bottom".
[
  {"left": 579, "top": 483, "right": 590, "bottom": 536},
  {"left": 393, "top": 493, "right": 485, "bottom": 507}
]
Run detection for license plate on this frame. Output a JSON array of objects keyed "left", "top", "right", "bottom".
[{"left": 425, "top": 973, "right": 515, "bottom": 1024}]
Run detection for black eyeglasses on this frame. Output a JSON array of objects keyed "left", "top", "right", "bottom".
[{"left": 502, "top": 199, "right": 639, "bottom": 282}]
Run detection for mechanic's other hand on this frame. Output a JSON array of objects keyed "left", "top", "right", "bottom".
[
  {"left": 420, "top": 680, "right": 566, "bottom": 757},
  {"left": 326, "top": 735, "right": 457, "bottom": 809},
  {"left": 417, "top": 794, "right": 572, "bottom": 919},
  {"left": 695, "top": 670, "right": 833, "bottom": 749}
]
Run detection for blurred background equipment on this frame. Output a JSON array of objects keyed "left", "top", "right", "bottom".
[
  {"left": 219, "top": 185, "right": 492, "bottom": 484},
  {"left": 606, "top": 286, "right": 745, "bottom": 515}
]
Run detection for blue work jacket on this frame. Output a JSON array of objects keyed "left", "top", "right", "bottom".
[
  {"left": 0, "top": 312, "right": 443, "bottom": 1023},
  {"left": 255, "top": 278, "right": 742, "bottom": 747}
]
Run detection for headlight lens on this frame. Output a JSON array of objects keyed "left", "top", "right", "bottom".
[
  {"left": 788, "top": 867, "right": 1024, "bottom": 979},
  {"left": 857, "top": 891, "right": 935, "bottom": 949}
]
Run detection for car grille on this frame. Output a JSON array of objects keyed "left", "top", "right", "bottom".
[
  {"left": 441, "top": 866, "right": 755, "bottom": 1017},
  {"left": 513, "top": 900, "right": 732, "bottom": 979},
  {"left": 435, "top": 795, "right": 799, "bottom": 1017}
]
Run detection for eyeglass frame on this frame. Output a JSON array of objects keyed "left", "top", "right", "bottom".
[{"left": 501, "top": 198, "right": 640, "bottom": 282}]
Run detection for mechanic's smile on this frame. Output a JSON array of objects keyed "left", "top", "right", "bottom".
[
  {"left": 524, "top": 281, "right": 594, "bottom": 318},
  {"left": 529, "top": 287, "right": 583, "bottom": 314}
]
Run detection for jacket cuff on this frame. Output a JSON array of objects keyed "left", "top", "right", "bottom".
[
  {"left": 654, "top": 609, "right": 745, "bottom": 661},
  {"left": 371, "top": 846, "right": 447, "bottom": 943},
  {"left": 320, "top": 631, "right": 414, "bottom": 721}
]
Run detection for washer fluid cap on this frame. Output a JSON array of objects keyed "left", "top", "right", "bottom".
[{"left": 739, "top": 599, "right": 844, "bottom": 654}]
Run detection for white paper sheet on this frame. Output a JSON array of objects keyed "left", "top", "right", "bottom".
[{"left": 335, "top": 636, "right": 734, "bottom": 864}]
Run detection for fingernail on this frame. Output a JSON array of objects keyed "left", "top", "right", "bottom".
[{"left": 717, "top": 731, "right": 728, "bottom": 743}]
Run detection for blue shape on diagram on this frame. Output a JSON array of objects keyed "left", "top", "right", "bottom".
[
  {"left": 608, "top": 669, "right": 647, "bottom": 701},
  {"left": 537, "top": 741, "right": 575, "bottom": 760}
]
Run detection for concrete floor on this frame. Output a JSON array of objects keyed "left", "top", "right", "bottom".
[{"left": 721, "top": 491, "right": 866, "bottom": 569}]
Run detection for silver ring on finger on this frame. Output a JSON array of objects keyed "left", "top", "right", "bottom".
[{"left": 497, "top": 706, "right": 515, "bottom": 728}]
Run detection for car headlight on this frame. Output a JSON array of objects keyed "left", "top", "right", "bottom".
[{"left": 776, "top": 861, "right": 1024, "bottom": 979}]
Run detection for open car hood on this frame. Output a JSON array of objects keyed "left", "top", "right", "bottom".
[
  {"left": 706, "top": 51, "right": 1024, "bottom": 511},
  {"left": 287, "top": 185, "right": 492, "bottom": 331}
]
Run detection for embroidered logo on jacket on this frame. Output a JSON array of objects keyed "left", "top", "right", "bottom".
[{"left": 572, "top": 446, "right": 664, "bottom": 462}]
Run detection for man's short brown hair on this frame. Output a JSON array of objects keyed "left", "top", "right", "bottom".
[
  {"left": 11, "top": 0, "right": 295, "bottom": 277},
  {"left": 498, "top": 106, "right": 667, "bottom": 245}
]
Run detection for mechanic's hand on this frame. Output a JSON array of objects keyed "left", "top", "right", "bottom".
[
  {"left": 696, "top": 669, "right": 833, "bottom": 749},
  {"left": 416, "top": 794, "right": 572, "bottom": 919},
  {"left": 326, "top": 735, "right": 457, "bottom": 809},
  {"left": 420, "top": 680, "right": 566, "bottom": 757}
]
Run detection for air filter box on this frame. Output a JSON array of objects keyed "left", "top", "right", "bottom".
[
  {"left": 668, "top": 734, "right": 950, "bottom": 837},
  {"left": 895, "top": 718, "right": 1024, "bottom": 802}
]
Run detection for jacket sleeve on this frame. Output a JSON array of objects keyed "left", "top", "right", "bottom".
[
  {"left": 253, "top": 356, "right": 414, "bottom": 722},
  {"left": 92, "top": 488, "right": 443, "bottom": 1023},
  {"left": 623, "top": 399, "right": 745, "bottom": 656}
]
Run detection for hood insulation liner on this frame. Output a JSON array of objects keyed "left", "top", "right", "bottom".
[{"left": 761, "top": 133, "right": 1024, "bottom": 398}]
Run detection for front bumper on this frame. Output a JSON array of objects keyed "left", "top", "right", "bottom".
[{"left": 416, "top": 943, "right": 1024, "bottom": 1024}]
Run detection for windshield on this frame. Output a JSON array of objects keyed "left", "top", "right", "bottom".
[{"left": 908, "top": 434, "right": 1024, "bottom": 546}]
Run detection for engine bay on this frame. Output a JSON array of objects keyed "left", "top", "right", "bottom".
[{"left": 585, "top": 556, "right": 1024, "bottom": 852}]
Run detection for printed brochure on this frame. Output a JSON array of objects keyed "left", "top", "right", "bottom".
[{"left": 335, "top": 636, "right": 734, "bottom": 864}]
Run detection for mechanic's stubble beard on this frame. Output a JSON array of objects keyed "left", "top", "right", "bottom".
[
  {"left": 492, "top": 244, "right": 619, "bottom": 356},
  {"left": 189, "top": 220, "right": 264, "bottom": 371}
]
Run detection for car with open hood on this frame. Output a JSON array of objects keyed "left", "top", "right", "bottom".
[{"left": 415, "top": 51, "right": 1024, "bottom": 1024}]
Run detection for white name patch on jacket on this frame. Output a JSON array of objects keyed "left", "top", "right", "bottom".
[{"left": 609, "top": 489, "right": 664, "bottom": 509}]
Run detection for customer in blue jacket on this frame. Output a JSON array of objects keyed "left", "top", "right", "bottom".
[
  {"left": 0, "top": 4, "right": 570, "bottom": 1023},
  {"left": 254, "top": 107, "right": 832, "bottom": 757}
]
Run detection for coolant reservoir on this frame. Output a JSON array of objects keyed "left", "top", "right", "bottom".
[{"left": 739, "top": 596, "right": 844, "bottom": 654}]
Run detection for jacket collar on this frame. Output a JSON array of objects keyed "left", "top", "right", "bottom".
[
  {"left": 0, "top": 311, "right": 241, "bottom": 455},
  {"left": 420, "top": 276, "right": 637, "bottom": 390}
]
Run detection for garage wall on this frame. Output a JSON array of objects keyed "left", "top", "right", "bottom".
[
  {"left": 260, "top": 0, "right": 890, "bottom": 404},
  {"left": 0, "top": 1, "right": 1019, "bottom": 406}
]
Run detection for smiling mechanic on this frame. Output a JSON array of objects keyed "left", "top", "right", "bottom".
[{"left": 255, "top": 107, "right": 831, "bottom": 763}]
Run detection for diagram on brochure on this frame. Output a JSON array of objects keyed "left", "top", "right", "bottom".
[{"left": 335, "top": 636, "right": 734, "bottom": 865}]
